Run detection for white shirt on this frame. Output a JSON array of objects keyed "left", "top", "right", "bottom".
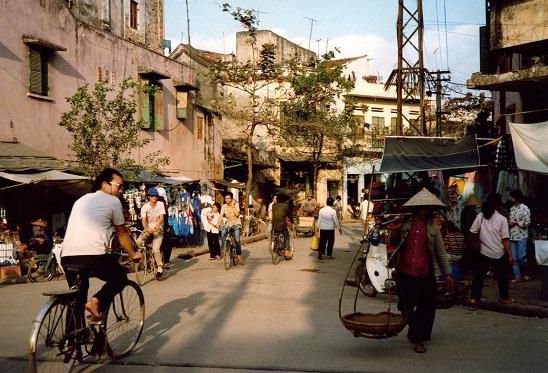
[
  {"left": 359, "top": 199, "right": 373, "bottom": 220},
  {"left": 317, "top": 206, "right": 340, "bottom": 230},
  {"left": 62, "top": 191, "right": 125, "bottom": 256},
  {"left": 470, "top": 211, "right": 509, "bottom": 259},
  {"left": 141, "top": 201, "right": 166, "bottom": 230}
]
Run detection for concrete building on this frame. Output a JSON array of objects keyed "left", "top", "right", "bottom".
[
  {"left": 467, "top": 0, "right": 548, "bottom": 128},
  {"left": 0, "top": 0, "right": 221, "bottom": 225}
]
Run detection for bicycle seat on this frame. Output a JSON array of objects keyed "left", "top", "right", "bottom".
[{"left": 42, "top": 289, "right": 79, "bottom": 298}]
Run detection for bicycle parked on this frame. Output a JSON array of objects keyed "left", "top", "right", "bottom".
[
  {"left": 27, "top": 240, "right": 65, "bottom": 283},
  {"left": 223, "top": 225, "right": 239, "bottom": 270},
  {"left": 29, "top": 260, "right": 145, "bottom": 373}
]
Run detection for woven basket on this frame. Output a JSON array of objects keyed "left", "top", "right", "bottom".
[
  {"left": 436, "top": 281, "right": 469, "bottom": 309},
  {"left": 341, "top": 312, "right": 406, "bottom": 338}
]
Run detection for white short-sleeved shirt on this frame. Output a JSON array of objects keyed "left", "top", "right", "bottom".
[
  {"left": 62, "top": 191, "right": 126, "bottom": 256},
  {"left": 470, "top": 211, "right": 509, "bottom": 259},
  {"left": 141, "top": 201, "right": 166, "bottom": 230}
]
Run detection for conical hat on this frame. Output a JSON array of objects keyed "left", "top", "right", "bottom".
[
  {"left": 403, "top": 188, "right": 446, "bottom": 208},
  {"left": 463, "top": 195, "right": 482, "bottom": 206}
]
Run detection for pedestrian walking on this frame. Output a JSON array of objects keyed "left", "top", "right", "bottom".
[
  {"left": 386, "top": 188, "right": 453, "bottom": 354},
  {"left": 315, "top": 197, "right": 342, "bottom": 260},
  {"left": 508, "top": 189, "right": 531, "bottom": 282},
  {"left": 469, "top": 193, "right": 514, "bottom": 310}
]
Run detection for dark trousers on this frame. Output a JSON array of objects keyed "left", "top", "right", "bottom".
[
  {"left": 318, "top": 229, "right": 335, "bottom": 256},
  {"left": 397, "top": 271, "right": 437, "bottom": 344},
  {"left": 62, "top": 254, "right": 128, "bottom": 315},
  {"left": 470, "top": 252, "right": 510, "bottom": 301},
  {"left": 207, "top": 231, "right": 221, "bottom": 258}
]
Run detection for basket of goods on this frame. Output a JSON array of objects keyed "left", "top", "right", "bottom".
[{"left": 435, "top": 281, "right": 469, "bottom": 309}]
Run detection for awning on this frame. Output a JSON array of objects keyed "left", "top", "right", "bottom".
[
  {"left": 211, "top": 179, "right": 246, "bottom": 189},
  {"left": 379, "top": 135, "right": 481, "bottom": 173},
  {"left": 0, "top": 141, "right": 68, "bottom": 171},
  {"left": 508, "top": 121, "right": 548, "bottom": 175},
  {"left": 0, "top": 170, "right": 88, "bottom": 184},
  {"left": 137, "top": 171, "right": 198, "bottom": 185}
]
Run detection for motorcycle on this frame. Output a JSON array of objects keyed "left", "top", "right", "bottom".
[{"left": 354, "top": 221, "right": 398, "bottom": 297}]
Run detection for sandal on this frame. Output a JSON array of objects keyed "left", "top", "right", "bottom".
[
  {"left": 469, "top": 299, "right": 477, "bottom": 310},
  {"left": 500, "top": 298, "right": 514, "bottom": 305}
]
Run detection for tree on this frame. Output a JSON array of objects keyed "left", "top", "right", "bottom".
[
  {"left": 279, "top": 53, "right": 365, "bottom": 197},
  {"left": 59, "top": 77, "right": 169, "bottom": 179},
  {"left": 207, "top": 4, "right": 289, "bottom": 212},
  {"left": 441, "top": 92, "right": 493, "bottom": 137}
]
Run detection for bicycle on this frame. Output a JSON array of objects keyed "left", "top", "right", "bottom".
[
  {"left": 134, "top": 243, "right": 157, "bottom": 285},
  {"left": 271, "top": 229, "right": 294, "bottom": 265},
  {"left": 29, "top": 260, "right": 145, "bottom": 373},
  {"left": 27, "top": 243, "right": 65, "bottom": 283},
  {"left": 223, "top": 225, "right": 239, "bottom": 270}
]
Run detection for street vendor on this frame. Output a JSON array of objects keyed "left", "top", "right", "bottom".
[
  {"left": 301, "top": 194, "right": 317, "bottom": 217},
  {"left": 28, "top": 219, "right": 52, "bottom": 255}
]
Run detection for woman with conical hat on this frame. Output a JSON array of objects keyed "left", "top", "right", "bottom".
[{"left": 386, "top": 188, "right": 453, "bottom": 354}]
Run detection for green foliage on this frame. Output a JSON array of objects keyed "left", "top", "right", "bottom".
[
  {"left": 441, "top": 92, "right": 493, "bottom": 137},
  {"left": 59, "top": 77, "right": 170, "bottom": 180}
]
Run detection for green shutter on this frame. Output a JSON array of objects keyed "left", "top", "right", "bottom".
[
  {"left": 154, "top": 88, "right": 164, "bottom": 130},
  {"left": 29, "top": 49, "right": 47, "bottom": 95},
  {"left": 139, "top": 80, "right": 151, "bottom": 130}
]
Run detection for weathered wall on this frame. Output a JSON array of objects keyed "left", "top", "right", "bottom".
[
  {"left": 0, "top": 0, "right": 213, "bottom": 180},
  {"left": 236, "top": 30, "right": 316, "bottom": 65},
  {"left": 490, "top": 0, "right": 548, "bottom": 50}
]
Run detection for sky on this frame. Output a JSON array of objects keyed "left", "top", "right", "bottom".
[{"left": 164, "top": 0, "right": 486, "bottom": 95}]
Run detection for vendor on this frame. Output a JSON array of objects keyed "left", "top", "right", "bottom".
[{"left": 28, "top": 219, "right": 52, "bottom": 255}]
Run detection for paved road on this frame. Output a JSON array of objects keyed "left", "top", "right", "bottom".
[{"left": 1, "top": 223, "right": 546, "bottom": 372}]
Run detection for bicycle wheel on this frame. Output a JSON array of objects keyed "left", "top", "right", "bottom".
[
  {"left": 223, "top": 241, "right": 232, "bottom": 270},
  {"left": 105, "top": 281, "right": 145, "bottom": 359},
  {"left": 28, "top": 258, "right": 54, "bottom": 283},
  {"left": 134, "top": 251, "right": 147, "bottom": 286},
  {"left": 231, "top": 244, "right": 239, "bottom": 267},
  {"left": 146, "top": 249, "right": 158, "bottom": 278},
  {"left": 29, "top": 298, "right": 77, "bottom": 373},
  {"left": 271, "top": 235, "right": 281, "bottom": 265},
  {"left": 355, "top": 262, "right": 378, "bottom": 297}
]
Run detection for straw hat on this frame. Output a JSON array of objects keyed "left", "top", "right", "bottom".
[
  {"left": 463, "top": 195, "right": 482, "bottom": 206},
  {"left": 31, "top": 219, "right": 47, "bottom": 227},
  {"left": 403, "top": 188, "right": 446, "bottom": 208}
]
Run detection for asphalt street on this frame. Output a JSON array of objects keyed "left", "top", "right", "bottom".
[{"left": 0, "top": 222, "right": 546, "bottom": 372}]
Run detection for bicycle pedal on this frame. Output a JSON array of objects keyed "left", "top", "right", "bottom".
[{"left": 87, "top": 316, "right": 103, "bottom": 325}]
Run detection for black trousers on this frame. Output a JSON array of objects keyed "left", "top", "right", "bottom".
[
  {"left": 62, "top": 254, "right": 128, "bottom": 315},
  {"left": 397, "top": 270, "right": 437, "bottom": 344},
  {"left": 207, "top": 231, "right": 221, "bottom": 258},
  {"left": 318, "top": 229, "right": 335, "bottom": 256},
  {"left": 470, "top": 252, "right": 510, "bottom": 301}
]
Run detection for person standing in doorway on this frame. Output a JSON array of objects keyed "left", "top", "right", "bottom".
[
  {"left": 136, "top": 187, "right": 166, "bottom": 280},
  {"left": 220, "top": 192, "right": 244, "bottom": 264},
  {"left": 386, "top": 188, "right": 453, "bottom": 354},
  {"left": 508, "top": 189, "right": 531, "bottom": 282},
  {"left": 315, "top": 197, "right": 342, "bottom": 260}
]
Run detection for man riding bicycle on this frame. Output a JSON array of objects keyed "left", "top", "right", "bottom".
[
  {"left": 220, "top": 192, "right": 244, "bottom": 264},
  {"left": 61, "top": 168, "right": 142, "bottom": 322},
  {"left": 271, "top": 194, "right": 294, "bottom": 257}
]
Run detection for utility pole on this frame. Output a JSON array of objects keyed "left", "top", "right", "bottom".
[
  {"left": 391, "top": 0, "right": 427, "bottom": 136},
  {"left": 433, "top": 69, "right": 451, "bottom": 136},
  {"left": 305, "top": 17, "right": 317, "bottom": 51}
]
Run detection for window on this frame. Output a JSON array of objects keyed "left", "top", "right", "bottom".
[
  {"left": 390, "top": 117, "right": 397, "bottom": 135},
  {"left": 371, "top": 116, "right": 385, "bottom": 149},
  {"left": 23, "top": 36, "right": 66, "bottom": 97},
  {"left": 139, "top": 81, "right": 164, "bottom": 131},
  {"left": 130, "top": 1, "right": 138, "bottom": 29},
  {"left": 29, "top": 48, "right": 48, "bottom": 96}
]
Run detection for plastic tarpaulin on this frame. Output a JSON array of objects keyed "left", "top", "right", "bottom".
[
  {"left": 508, "top": 121, "right": 548, "bottom": 175},
  {"left": 379, "top": 135, "right": 480, "bottom": 173}
]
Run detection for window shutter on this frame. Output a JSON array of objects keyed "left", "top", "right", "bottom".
[
  {"left": 29, "top": 49, "right": 45, "bottom": 95},
  {"left": 176, "top": 91, "right": 187, "bottom": 119},
  {"left": 139, "top": 80, "right": 151, "bottom": 129},
  {"left": 154, "top": 88, "right": 164, "bottom": 130}
]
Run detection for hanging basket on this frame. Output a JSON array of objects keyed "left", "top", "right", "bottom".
[{"left": 341, "top": 311, "right": 406, "bottom": 339}]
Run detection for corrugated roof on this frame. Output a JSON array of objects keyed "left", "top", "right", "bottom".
[{"left": 0, "top": 142, "right": 67, "bottom": 171}]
